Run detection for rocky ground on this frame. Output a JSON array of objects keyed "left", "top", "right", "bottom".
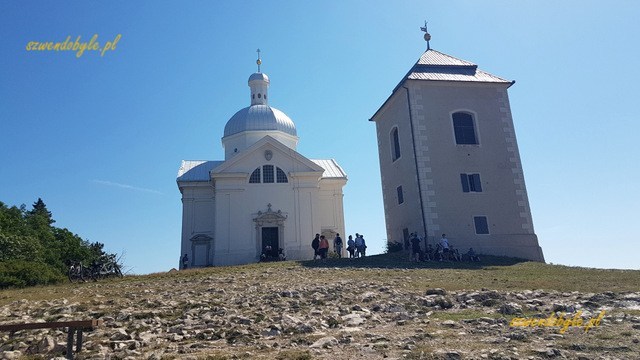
[{"left": 1, "top": 260, "right": 639, "bottom": 360}]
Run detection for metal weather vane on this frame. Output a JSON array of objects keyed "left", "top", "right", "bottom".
[{"left": 420, "top": 21, "right": 431, "bottom": 50}]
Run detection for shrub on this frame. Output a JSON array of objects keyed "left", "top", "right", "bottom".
[
  {"left": 385, "top": 241, "right": 403, "bottom": 253},
  {"left": 0, "top": 260, "right": 65, "bottom": 289}
]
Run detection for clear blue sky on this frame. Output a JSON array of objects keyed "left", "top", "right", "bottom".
[{"left": 1, "top": 1, "right": 638, "bottom": 273}]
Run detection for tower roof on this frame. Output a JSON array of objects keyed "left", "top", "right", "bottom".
[
  {"left": 370, "top": 48, "right": 513, "bottom": 121},
  {"left": 407, "top": 49, "right": 510, "bottom": 84}
]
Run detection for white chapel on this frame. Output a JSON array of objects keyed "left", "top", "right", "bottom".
[{"left": 177, "top": 53, "right": 347, "bottom": 267}]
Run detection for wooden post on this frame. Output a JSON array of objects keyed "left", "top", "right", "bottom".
[
  {"left": 66, "top": 328, "right": 75, "bottom": 360},
  {"left": 76, "top": 329, "right": 83, "bottom": 352}
]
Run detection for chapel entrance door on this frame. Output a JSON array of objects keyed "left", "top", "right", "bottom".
[{"left": 261, "top": 227, "right": 279, "bottom": 258}]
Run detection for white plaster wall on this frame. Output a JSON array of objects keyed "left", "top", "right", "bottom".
[
  {"left": 222, "top": 131, "right": 298, "bottom": 159},
  {"left": 178, "top": 183, "right": 215, "bottom": 267}
]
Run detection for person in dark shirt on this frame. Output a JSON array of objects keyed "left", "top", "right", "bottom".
[{"left": 311, "top": 234, "right": 320, "bottom": 260}]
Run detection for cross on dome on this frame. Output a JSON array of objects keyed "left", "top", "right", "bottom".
[{"left": 256, "top": 48, "right": 262, "bottom": 72}]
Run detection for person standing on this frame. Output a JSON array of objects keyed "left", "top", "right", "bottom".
[
  {"left": 319, "top": 235, "right": 330, "bottom": 259},
  {"left": 354, "top": 233, "right": 364, "bottom": 258},
  {"left": 312, "top": 234, "right": 320, "bottom": 260},
  {"left": 347, "top": 235, "right": 356, "bottom": 258},
  {"left": 410, "top": 233, "right": 421, "bottom": 262},
  {"left": 333, "top": 233, "right": 343, "bottom": 258},
  {"left": 181, "top": 253, "right": 189, "bottom": 269},
  {"left": 439, "top": 234, "right": 450, "bottom": 261}
]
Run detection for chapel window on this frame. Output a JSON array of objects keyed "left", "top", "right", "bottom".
[
  {"left": 263, "top": 165, "right": 274, "bottom": 183},
  {"left": 453, "top": 112, "right": 478, "bottom": 145},
  {"left": 276, "top": 167, "right": 288, "bottom": 183},
  {"left": 249, "top": 168, "right": 261, "bottom": 183}
]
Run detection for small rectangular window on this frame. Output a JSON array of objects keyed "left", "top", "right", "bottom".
[
  {"left": 263, "top": 165, "right": 274, "bottom": 183},
  {"left": 474, "top": 216, "right": 489, "bottom": 234},
  {"left": 397, "top": 185, "right": 404, "bottom": 204},
  {"left": 461, "top": 173, "right": 482, "bottom": 193}
]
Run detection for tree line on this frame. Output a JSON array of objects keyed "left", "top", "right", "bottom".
[{"left": 0, "top": 198, "right": 118, "bottom": 288}]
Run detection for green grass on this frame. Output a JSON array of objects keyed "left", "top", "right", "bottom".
[{"left": 0, "top": 252, "right": 638, "bottom": 307}]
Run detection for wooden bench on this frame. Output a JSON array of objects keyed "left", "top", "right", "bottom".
[{"left": 0, "top": 319, "right": 103, "bottom": 360}]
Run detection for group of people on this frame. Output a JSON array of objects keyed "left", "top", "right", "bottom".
[
  {"left": 409, "top": 233, "right": 481, "bottom": 262},
  {"left": 312, "top": 233, "right": 367, "bottom": 260}
]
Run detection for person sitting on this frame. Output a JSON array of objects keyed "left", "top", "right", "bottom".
[
  {"left": 278, "top": 248, "right": 286, "bottom": 261},
  {"left": 424, "top": 244, "right": 433, "bottom": 261},
  {"left": 449, "top": 246, "right": 461, "bottom": 261},
  {"left": 467, "top": 247, "right": 480, "bottom": 262}
]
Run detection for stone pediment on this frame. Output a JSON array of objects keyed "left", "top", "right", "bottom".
[
  {"left": 211, "top": 136, "right": 324, "bottom": 176},
  {"left": 189, "top": 234, "right": 213, "bottom": 243},
  {"left": 253, "top": 203, "right": 287, "bottom": 227}
]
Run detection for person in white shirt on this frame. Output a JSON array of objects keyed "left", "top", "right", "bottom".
[{"left": 439, "top": 234, "right": 450, "bottom": 261}]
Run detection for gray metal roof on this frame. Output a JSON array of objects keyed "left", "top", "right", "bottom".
[
  {"left": 370, "top": 49, "right": 512, "bottom": 121},
  {"left": 248, "top": 72, "right": 269, "bottom": 83},
  {"left": 416, "top": 50, "right": 476, "bottom": 66},
  {"left": 409, "top": 49, "right": 510, "bottom": 84},
  {"left": 223, "top": 105, "right": 297, "bottom": 138},
  {"left": 177, "top": 160, "right": 223, "bottom": 182},
  {"left": 311, "top": 159, "right": 347, "bottom": 179}
]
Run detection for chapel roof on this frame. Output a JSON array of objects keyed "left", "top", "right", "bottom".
[
  {"left": 177, "top": 160, "right": 223, "bottom": 182},
  {"left": 310, "top": 159, "right": 347, "bottom": 179},
  {"left": 223, "top": 105, "right": 297, "bottom": 138}
]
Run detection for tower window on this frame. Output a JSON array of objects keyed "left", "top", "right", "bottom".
[
  {"left": 391, "top": 127, "right": 401, "bottom": 161},
  {"left": 453, "top": 112, "right": 478, "bottom": 145},
  {"left": 460, "top": 173, "right": 483, "bottom": 192},
  {"left": 397, "top": 185, "right": 404, "bottom": 204},
  {"left": 276, "top": 167, "right": 288, "bottom": 183},
  {"left": 258, "top": 93, "right": 262, "bottom": 98},
  {"left": 263, "top": 165, "right": 274, "bottom": 183},
  {"left": 474, "top": 216, "right": 489, "bottom": 234},
  {"left": 249, "top": 168, "right": 261, "bottom": 183}
]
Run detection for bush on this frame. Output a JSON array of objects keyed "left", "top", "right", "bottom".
[
  {"left": 385, "top": 241, "right": 403, "bottom": 253},
  {"left": 0, "top": 260, "right": 65, "bottom": 289}
]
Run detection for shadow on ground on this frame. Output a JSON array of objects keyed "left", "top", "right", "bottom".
[{"left": 300, "top": 251, "right": 531, "bottom": 270}]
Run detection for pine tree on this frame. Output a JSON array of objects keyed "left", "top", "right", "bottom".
[{"left": 29, "top": 198, "right": 55, "bottom": 225}]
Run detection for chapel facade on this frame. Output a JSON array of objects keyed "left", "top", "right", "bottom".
[
  {"left": 177, "top": 56, "right": 347, "bottom": 267},
  {"left": 370, "top": 28, "right": 544, "bottom": 261}
]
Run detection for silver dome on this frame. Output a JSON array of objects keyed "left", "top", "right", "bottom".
[
  {"left": 248, "top": 72, "right": 269, "bottom": 83},
  {"left": 223, "top": 105, "right": 297, "bottom": 137}
]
